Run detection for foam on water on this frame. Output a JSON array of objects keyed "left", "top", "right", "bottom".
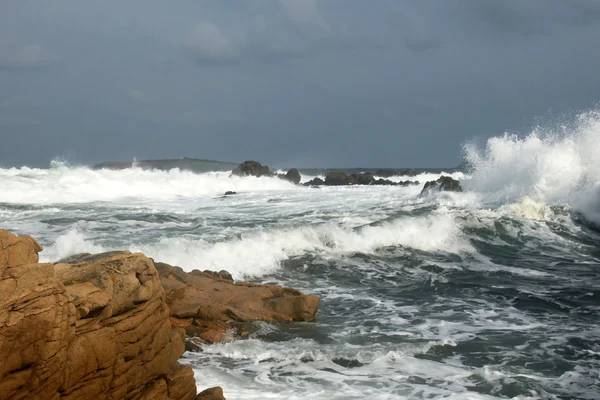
[
  {"left": 0, "top": 164, "right": 298, "bottom": 204},
  {"left": 40, "top": 212, "right": 472, "bottom": 278},
  {"left": 4, "top": 110, "right": 600, "bottom": 399},
  {"left": 464, "top": 110, "right": 600, "bottom": 223}
]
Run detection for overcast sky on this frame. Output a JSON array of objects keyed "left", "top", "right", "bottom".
[{"left": 1, "top": 0, "right": 599, "bottom": 168}]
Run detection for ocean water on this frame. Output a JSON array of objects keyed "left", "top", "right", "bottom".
[{"left": 1, "top": 112, "right": 600, "bottom": 399}]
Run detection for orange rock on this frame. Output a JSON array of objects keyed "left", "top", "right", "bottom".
[
  {"left": 196, "top": 386, "right": 226, "bottom": 400},
  {"left": 0, "top": 229, "right": 42, "bottom": 267},
  {"left": 0, "top": 235, "right": 203, "bottom": 400},
  {"left": 155, "top": 262, "right": 320, "bottom": 344}
]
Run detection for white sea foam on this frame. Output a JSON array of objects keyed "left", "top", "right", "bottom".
[
  {"left": 464, "top": 110, "right": 600, "bottom": 223},
  {"left": 38, "top": 212, "right": 471, "bottom": 278},
  {"left": 39, "top": 228, "right": 106, "bottom": 262},
  {"left": 0, "top": 165, "right": 299, "bottom": 204}
]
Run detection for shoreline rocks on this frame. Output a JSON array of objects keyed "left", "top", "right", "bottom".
[
  {"left": 305, "top": 171, "right": 419, "bottom": 187},
  {"left": 0, "top": 228, "right": 321, "bottom": 400},
  {"left": 155, "top": 262, "right": 320, "bottom": 344},
  {"left": 231, "top": 161, "right": 302, "bottom": 185},
  {"left": 420, "top": 176, "right": 463, "bottom": 195}
]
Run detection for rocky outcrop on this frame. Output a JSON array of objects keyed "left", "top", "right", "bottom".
[
  {"left": 231, "top": 161, "right": 303, "bottom": 184},
  {"left": 231, "top": 161, "right": 273, "bottom": 178},
  {"left": 1, "top": 229, "right": 323, "bottom": 399},
  {"left": 196, "top": 387, "right": 226, "bottom": 400},
  {"left": 420, "top": 176, "right": 463, "bottom": 195},
  {"left": 305, "top": 172, "right": 419, "bottom": 187},
  {"left": 283, "top": 168, "right": 301, "bottom": 185},
  {"left": 0, "top": 230, "right": 215, "bottom": 400},
  {"left": 0, "top": 229, "right": 42, "bottom": 267},
  {"left": 155, "top": 262, "right": 320, "bottom": 344}
]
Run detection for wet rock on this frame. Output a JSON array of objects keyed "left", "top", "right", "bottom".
[
  {"left": 304, "top": 177, "right": 324, "bottom": 186},
  {"left": 420, "top": 176, "right": 463, "bottom": 195},
  {"left": 353, "top": 173, "right": 375, "bottom": 185},
  {"left": 283, "top": 168, "right": 301, "bottom": 185},
  {"left": 231, "top": 161, "right": 273, "bottom": 177},
  {"left": 155, "top": 262, "right": 320, "bottom": 344},
  {"left": 325, "top": 171, "right": 355, "bottom": 185},
  {"left": 223, "top": 191, "right": 237, "bottom": 196}
]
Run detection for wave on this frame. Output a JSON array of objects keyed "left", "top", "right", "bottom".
[
  {"left": 464, "top": 109, "right": 600, "bottom": 224},
  {"left": 0, "top": 164, "right": 299, "bottom": 204},
  {"left": 40, "top": 212, "right": 472, "bottom": 278}
]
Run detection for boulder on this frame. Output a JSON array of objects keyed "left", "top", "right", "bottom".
[
  {"left": 420, "top": 176, "right": 463, "bottom": 195},
  {"left": 231, "top": 161, "right": 273, "bottom": 177},
  {"left": 304, "top": 177, "right": 324, "bottom": 186},
  {"left": 353, "top": 173, "right": 375, "bottom": 185},
  {"left": 0, "top": 232, "right": 216, "bottom": 400},
  {"left": 283, "top": 168, "right": 301, "bottom": 185},
  {"left": 324, "top": 172, "right": 355, "bottom": 186},
  {"left": 155, "top": 262, "right": 320, "bottom": 344},
  {"left": 196, "top": 387, "right": 226, "bottom": 400}
]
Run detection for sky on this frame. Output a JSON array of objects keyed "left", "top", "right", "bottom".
[{"left": 1, "top": 0, "right": 600, "bottom": 168}]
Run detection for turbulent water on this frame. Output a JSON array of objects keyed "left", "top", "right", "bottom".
[{"left": 2, "top": 112, "right": 600, "bottom": 399}]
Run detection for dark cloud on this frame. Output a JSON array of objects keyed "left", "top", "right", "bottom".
[
  {"left": 0, "top": 43, "right": 57, "bottom": 71},
  {"left": 0, "top": 0, "right": 599, "bottom": 168},
  {"left": 461, "top": 0, "right": 600, "bottom": 36},
  {"left": 184, "top": 1, "right": 374, "bottom": 66}
]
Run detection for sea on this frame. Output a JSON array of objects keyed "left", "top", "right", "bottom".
[{"left": 1, "top": 111, "right": 600, "bottom": 399}]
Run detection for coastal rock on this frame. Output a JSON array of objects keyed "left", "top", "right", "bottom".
[
  {"left": 283, "top": 168, "right": 302, "bottom": 185},
  {"left": 420, "top": 176, "right": 463, "bottom": 195},
  {"left": 325, "top": 172, "right": 355, "bottom": 186},
  {"left": 0, "top": 232, "right": 212, "bottom": 400},
  {"left": 196, "top": 387, "right": 226, "bottom": 400},
  {"left": 303, "top": 173, "right": 418, "bottom": 187},
  {"left": 231, "top": 161, "right": 273, "bottom": 177},
  {"left": 0, "top": 229, "right": 42, "bottom": 267},
  {"left": 353, "top": 173, "right": 375, "bottom": 185},
  {"left": 223, "top": 191, "right": 237, "bottom": 196},
  {"left": 304, "top": 177, "right": 324, "bottom": 186},
  {"left": 155, "top": 262, "right": 320, "bottom": 344}
]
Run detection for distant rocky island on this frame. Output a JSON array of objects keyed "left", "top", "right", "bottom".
[{"left": 93, "top": 157, "right": 239, "bottom": 173}]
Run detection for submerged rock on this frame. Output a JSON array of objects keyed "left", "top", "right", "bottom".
[
  {"left": 223, "top": 191, "right": 237, "bottom": 196},
  {"left": 421, "top": 176, "right": 463, "bottom": 195}
]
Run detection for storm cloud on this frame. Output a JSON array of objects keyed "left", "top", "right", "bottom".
[{"left": 1, "top": 0, "right": 599, "bottom": 168}]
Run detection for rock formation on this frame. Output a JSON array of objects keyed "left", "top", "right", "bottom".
[
  {"left": 420, "top": 176, "right": 463, "bottom": 195},
  {"left": 231, "top": 161, "right": 273, "bottom": 178},
  {"left": 304, "top": 172, "right": 419, "bottom": 187},
  {"left": 1, "top": 228, "right": 323, "bottom": 399},
  {"left": 0, "top": 229, "right": 216, "bottom": 400},
  {"left": 231, "top": 161, "right": 303, "bottom": 184},
  {"left": 283, "top": 168, "right": 301, "bottom": 185},
  {"left": 155, "top": 262, "right": 320, "bottom": 344}
]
